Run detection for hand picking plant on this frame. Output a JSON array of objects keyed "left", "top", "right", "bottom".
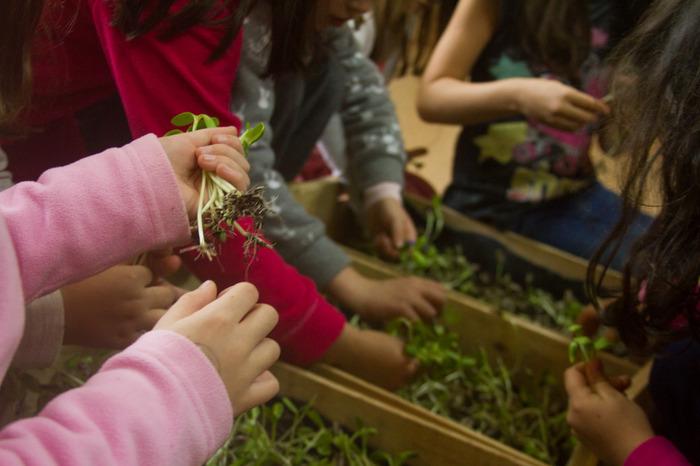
[
  {"left": 206, "top": 397, "right": 413, "bottom": 466},
  {"left": 387, "top": 319, "right": 572, "bottom": 465},
  {"left": 567, "top": 324, "right": 611, "bottom": 363},
  {"left": 397, "top": 197, "right": 583, "bottom": 332},
  {"left": 167, "top": 112, "right": 271, "bottom": 260}
]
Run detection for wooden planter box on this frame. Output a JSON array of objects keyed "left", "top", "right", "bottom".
[
  {"left": 272, "top": 362, "right": 544, "bottom": 466},
  {"left": 289, "top": 179, "right": 648, "bottom": 466}
]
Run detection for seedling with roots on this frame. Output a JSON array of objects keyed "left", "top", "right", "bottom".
[
  {"left": 568, "top": 324, "right": 611, "bottom": 363},
  {"left": 166, "top": 113, "right": 271, "bottom": 260}
]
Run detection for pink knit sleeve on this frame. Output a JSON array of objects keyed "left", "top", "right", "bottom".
[
  {"left": 624, "top": 437, "right": 692, "bottom": 466},
  {"left": 88, "top": 0, "right": 242, "bottom": 138},
  {"left": 0, "top": 330, "right": 232, "bottom": 466},
  {"left": 183, "top": 218, "right": 347, "bottom": 366},
  {"left": 0, "top": 134, "right": 190, "bottom": 302}
]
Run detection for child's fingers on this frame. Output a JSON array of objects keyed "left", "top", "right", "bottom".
[
  {"left": 374, "top": 233, "right": 399, "bottom": 259},
  {"left": 548, "top": 115, "right": 583, "bottom": 132},
  {"left": 584, "top": 359, "right": 620, "bottom": 399},
  {"left": 184, "top": 127, "right": 238, "bottom": 148},
  {"left": 197, "top": 152, "right": 250, "bottom": 191},
  {"left": 564, "top": 363, "right": 594, "bottom": 397},
  {"left": 248, "top": 338, "right": 281, "bottom": 376},
  {"left": 411, "top": 295, "right": 439, "bottom": 320},
  {"left": 240, "top": 304, "right": 279, "bottom": 345},
  {"left": 236, "top": 370, "right": 280, "bottom": 415},
  {"left": 197, "top": 143, "right": 250, "bottom": 172},
  {"left": 416, "top": 279, "right": 447, "bottom": 309},
  {"left": 203, "top": 282, "right": 260, "bottom": 324},
  {"left": 156, "top": 280, "right": 218, "bottom": 328},
  {"left": 215, "top": 163, "right": 250, "bottom": 192},
  {"left": 568, "top": 92, "right": 610, "bottom": 115},
  {"left": 144, "top": 283, "right": 181, "bottom": 310},
  {"left": 561, "top": 103, "right": 599, "bottom": 125},
  {"left": 211, "top": 133, "right": 244, "bottom": 155},
  {"left": 403, "top": 216, "right": 418, "bottom": 244}
]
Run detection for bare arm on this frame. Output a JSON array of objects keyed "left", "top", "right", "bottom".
[
  {"left": 418, "top": 0, "right": 609, "bottom": 130},
  {"left": 417, "top": 0, "right": 518, "bottom": 125}
]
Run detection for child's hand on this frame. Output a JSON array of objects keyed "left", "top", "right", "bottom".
[
  {"left": 366, "top": 198, "right": 418, "bottom": 260},
  {"left": 516, "top": 78, "right": 610, "bottom": 132},
  {"left": 328, "top": 267, "right": 445, "bottom": 322},
  {"left": 155, "top": 281, "right": 280, "bottom": 413},
  {"left": 62, "top": 262, "right": 185, "bottom": 349},
  {"left": 321, "top": 324, "right": 418, "bottom": 390},
  {"left": 565, "top": 359, "right": 653, "bottom": 466},
  {"left": 159, "top": 127, "right": 251, "bottom": 219}
]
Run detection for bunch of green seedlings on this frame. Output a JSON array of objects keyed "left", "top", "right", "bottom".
[
  {"left": 387, "top": 319, "right": 572, "bottom": 465},
  {"left": 206, "top": 397, "right": 412, "bottom": 466},
  {"left": 167, "top": 112, "right": 270, "bottom": 260},
  {"left": 567, "top": 324, "right": 610, "bottom": 363},
  {"left": 398, "top": 197, "right": 583, "bottom": 332}
]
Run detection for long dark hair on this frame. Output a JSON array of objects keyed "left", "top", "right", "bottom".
[
  {"left": 516, "top": 0, "right": 591, "bottom": 83},
  {"left": 587, "top": 0, "right": 700, "bottom": 352},
  {"left": 0, "top": 0, "right": 45, "bottom": 135},
  {"left": 112, "top": 0, "right": 317, "bottom": 73}
]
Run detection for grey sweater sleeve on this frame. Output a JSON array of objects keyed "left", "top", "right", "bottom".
[
  {"left": 231, "top": 10, "right": 350, "bottom": 289},
  {"left": 330, "top": 27, "right": 407, "bottom": 196}
]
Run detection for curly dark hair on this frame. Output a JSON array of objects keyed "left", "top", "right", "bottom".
[{"left": 587, "top": 0, "right": 700, "bottom": 352}]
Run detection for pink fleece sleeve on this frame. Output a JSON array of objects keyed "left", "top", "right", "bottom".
[
  {"left": 88, "top": 0, "right": 242, "bottom": 138},
  {"left": 0, "top": 134, "right": 190, "bottom": 302},
  {"left": 0, "top": 330, "right": 232, "bottom": 466},
  {"left": 183, "top": 218, "right": 347, "bottom": 366},
  {"left": 625, "top": 437, "right": 692, "bottom": 466}
]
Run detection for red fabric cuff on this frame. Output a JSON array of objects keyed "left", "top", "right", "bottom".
[
  {"left": 181, "top": 217, "right": 346, "bottom": 366},
  {"left": 625, "top": 436, "right": 692, "bottom": 466}
]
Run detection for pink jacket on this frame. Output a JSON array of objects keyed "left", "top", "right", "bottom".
[
  {"left": 0, "top": 135, "right": 232, "bottom": 465},
  {"left": 625, "top": 437, "right": 692, "bottom": 466}
]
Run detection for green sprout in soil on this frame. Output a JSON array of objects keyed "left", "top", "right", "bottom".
[
  {"left": 167, "top": 113, "right": 271, "bottom": 260},
  {"left": 398, "top": 197, "right": 583, "bottom": 332},
  {"left": 567, "top": 324, "right": 611, "bottom": 363},
  {"left": 206, "top": 397, "right": 412, "bottom": 466},
  {"left": 387, "top": 319, "right": 572, "bottom": 465}
]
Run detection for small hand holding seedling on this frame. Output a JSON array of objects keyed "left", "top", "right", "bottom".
[{"left": 167, "top": 113, "right": 269, "bottom": 260}]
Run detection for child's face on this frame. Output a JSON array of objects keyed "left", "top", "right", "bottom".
[{"left": 316, "top": 0, "right": 372, "bottom": 29}]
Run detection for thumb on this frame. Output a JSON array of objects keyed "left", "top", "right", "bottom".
[
  {"left": 390, "top": 214, "right": 405, "bottom": 249},
  {"left": 185, "top": 127, "right": 238, "bottom": 148},
  {"left": 584, "top": 359, "right": 617, "bottom": 398},
  {"left": 155, "top": 280, "right": 217, "bottom": 329}
]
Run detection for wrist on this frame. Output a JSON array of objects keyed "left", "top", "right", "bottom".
[
  {"left": 319, "top": 323, "right": 357, "bottom": 366},
  {"left": 502, "top": 78, "right": 529, "bottom": 114},
  {"left": 326, "top": 267, "right": 369, "bottom": 314}
]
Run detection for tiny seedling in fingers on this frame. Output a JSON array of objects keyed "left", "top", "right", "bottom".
[{"left": 567, "top": 324, "right": 611, "bottom": 363}]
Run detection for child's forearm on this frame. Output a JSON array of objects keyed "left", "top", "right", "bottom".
[{"left": 417, "top": 77, "right": 526, "bottom": 126}]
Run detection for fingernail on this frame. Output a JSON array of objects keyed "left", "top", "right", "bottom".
[{"left": 202, "top": 154, "right": 216, "bottom": 162}]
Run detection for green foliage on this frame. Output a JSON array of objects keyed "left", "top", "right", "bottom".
[
  {"left": 206, "top": 398, "right": 412, "bottom": 466},
  {"left": 567, "top": 324, "right": 611, "bottom": 363},
  {"left": 398, "top": 198, "right": 583, "bottom": 332},
  {"left": 387, "top": 319, "right": 573, "bottom": 465}
]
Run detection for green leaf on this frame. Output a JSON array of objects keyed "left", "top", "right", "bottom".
[
  {"left": 594, "top": 337, "right": 611, "bottom": 351},
  {"left": 171, "top": 112, "right": 195, "bottom": 127},
  {"left": 240, "top": 122, "right": 266, "bottom": 152},
  {"left": 568, "top": 324, "right": 583, "bottom": 334},
  {"left": 272, "top": 402, "right": 284, "bottom": 420},
  {"left": 201, "top": 114, "right": 218, "bottom": 129},
  {"left": 164, "top": 129, "right": 183, "bottom": 136}
]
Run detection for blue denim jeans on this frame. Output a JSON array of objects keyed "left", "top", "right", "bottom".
[{"left": 511, "top": 182, "right": 653, "bottom": 271}]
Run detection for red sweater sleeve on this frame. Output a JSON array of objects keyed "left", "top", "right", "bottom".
[
  {"left": 625, "top": 437, "right": 692, "bottom": 466},
  {"left": 182, "top": 218, "right": 346, "bottom": 366},
  {"left": 88, "top": 0, "right": 242, "bottom": 137}
]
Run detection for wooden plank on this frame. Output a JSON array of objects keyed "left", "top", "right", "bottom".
[
  {"left": 273, "top": 362, "right": 542, "bottom": 466},
  {"left": 346, "top": 247, "right": 639, "bottom": 379},
  {"left": 405, "top": 193, "right": 624, "bottom": 290}
]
